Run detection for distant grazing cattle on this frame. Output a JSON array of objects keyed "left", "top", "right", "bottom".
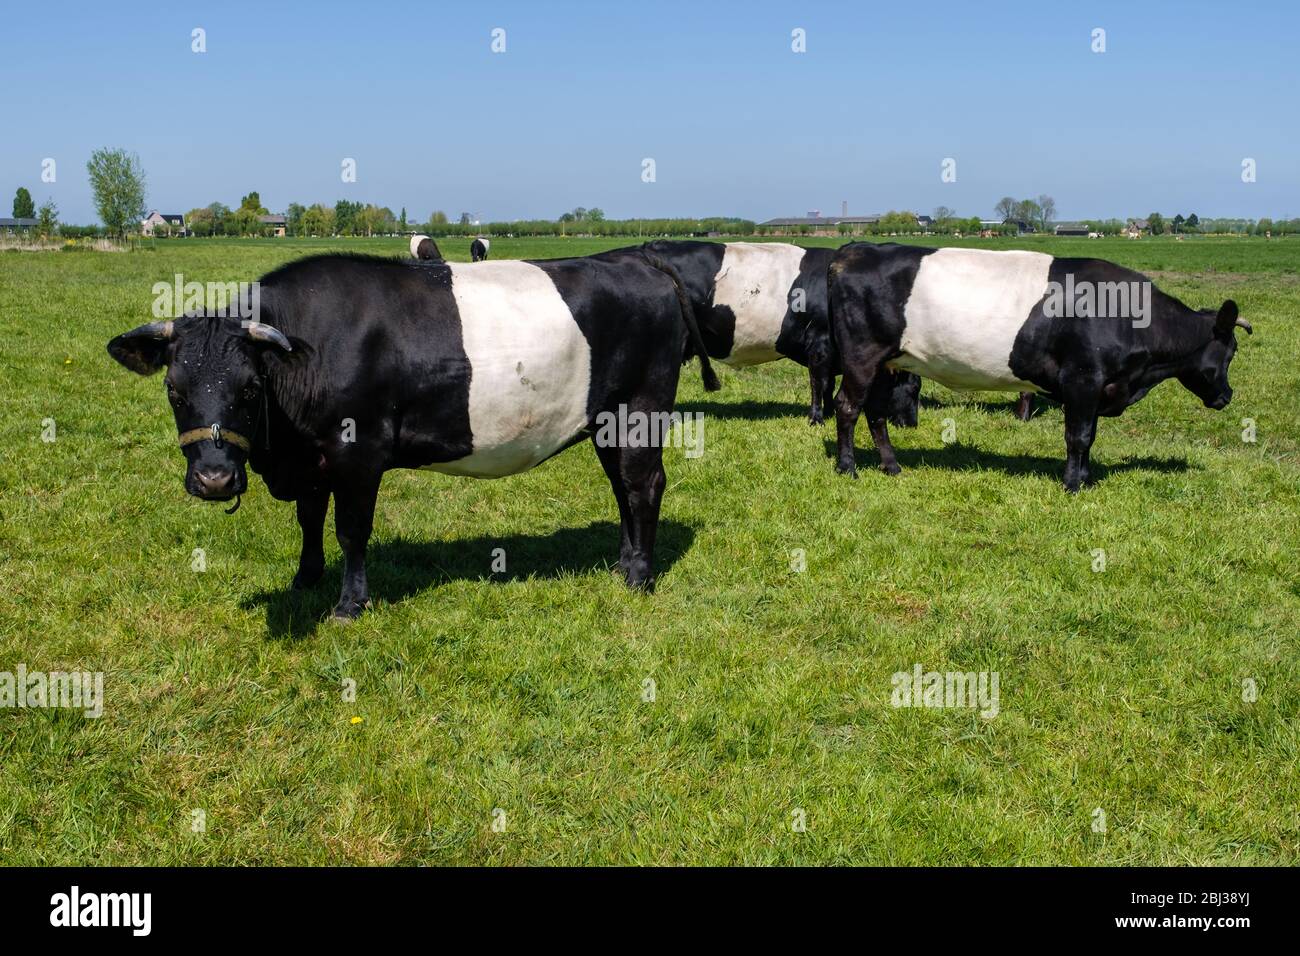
[
  {"left": 470, "top": 237, "right": 490, "bottom": 261},
  {"left": 409, "top": 234, "right": 442, "bottom": 261},
  {"left": 597, "top": 240, "right": 919, "bottom": 427},
  {"left": 827, "top": 244, "right": 1250, "bottom": 491},
  {"left": 108, "top": 252, "right": 719, "bottom": 618}
]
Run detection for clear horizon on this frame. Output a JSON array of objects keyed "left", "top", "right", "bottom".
[{"left": 3, "top": 0, "right": 1296, "bottom": 226}]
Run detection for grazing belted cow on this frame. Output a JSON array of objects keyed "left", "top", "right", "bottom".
[
  {"left": 470, "top": 237, "right": 490, "bottom": 262},
  {"left": 596, "top": 240, "right": 920, "bottom": 426},
  {"left": 108, "top": 253, "right": 719, "bottom": 619},
  {"left": 409, "top": 234, "right": 442, "bottom": 261},
  {"left": 827, "top": 244, "right": 1250, "bottom": 491}
]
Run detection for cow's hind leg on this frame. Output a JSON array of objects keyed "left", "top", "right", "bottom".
[
  {"left": 864, "top": 370, "right": 902, "bottom": 476},
  {"left": 331, "top": 470, "right": 382, "bottom": 619},
  {"left": 835, "top": 345, "right": 895, "bottom": 477},
  {"left": 1014, "top": 392, "right": 1035, "bottom": 421},
  {"left": 594, "top": 440, "right": 665, "bottom": 592},
  {"left": 292, "top": 485, "right": 330, "bottom": 589}
]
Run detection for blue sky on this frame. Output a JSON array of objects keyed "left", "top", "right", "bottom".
[{"left": 3, "top": 0, "right": 1296, "bottom": 224}]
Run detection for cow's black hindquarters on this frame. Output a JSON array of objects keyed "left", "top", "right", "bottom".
[{"left": 638, "top": 251, "right": 721, "bottom": 392}]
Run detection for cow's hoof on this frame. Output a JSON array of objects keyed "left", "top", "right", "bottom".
[
  {"left": 332, "top": 598, "right": 369, "bottom": 620},
  {"left": 879, "top": 462, "right": 902, "bottom": 476},
  {"left": 624, "top": 568, "right": 655, "bottom": 593},
  {"left": 835, "top": 460, "right": 858, "bottom": 479},
  {"left": 808, "top": 414, "right": 822, "bottom": 427}
]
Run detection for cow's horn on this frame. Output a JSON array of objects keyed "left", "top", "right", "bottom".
[
  {"left": 241, "top": 320, "right": 292, "bottom": 351},
  {"left": 121, "top": 319, "right": 175, "bottom": 340},
  {"left": 1235, "top": 318, "right": 1253, "bottom": 335}
]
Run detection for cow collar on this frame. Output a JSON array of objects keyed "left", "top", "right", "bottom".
[
  {"left": 175, "top": 386, "right": 271, "bottom": 455},
  {"left": 178, "top": 423, "right": 251, "bottom": 453}
]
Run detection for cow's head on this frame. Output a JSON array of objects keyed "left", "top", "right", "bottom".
[
  {"left": 1179, "top": 300, "right": 1250, "bottom": 410},
  {"left": 887, "top": 372, "right": 922, "bottom": 428},
  {"left": 108, "top": 315, "right": 292, "bottom": 501}
]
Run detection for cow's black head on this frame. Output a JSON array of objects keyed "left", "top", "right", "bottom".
[
  {"left": 887, "top": 372, "right": 922, "bottom": 428},
  {"left": 1179, "top": 300, "right": 1250, "bottom": 411},
  {"left": 108, "top": 315, "right": 292, "bottom": 501}
]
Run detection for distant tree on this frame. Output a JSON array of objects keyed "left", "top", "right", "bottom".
[
  {"left": 301, "top": 203, "right": 335, "bottom": 236},
  {"left": 1014, "top": 199, "right": 1042, "bottom": 228},
  {"left": 399, "top": 207, "right": 408, "bottom": 231},
  {"left": 238, "top": 191, "right": 268, "bottom": 214},
  {"left": 286, "top": 202, "right": 305, "bottom": 236},
  {"left": 994, "top": 196, "right": 1017, "bottom": 222},
  {"left": 1147, "top": 212, "right": 1166, "bottom": 235},
  {"left": 1171, "top": 213, "right": 1185, "bottom": 234},
  {"left": 558, "top": 212, "right": 576, "bottom": 223},
  {"left": 335, "top": 200, "right": 363, "bottom": 235},
  {"left": 12, "top": 187, "right": 35, "bottom": 219},
  {"left": 36, "top": 199, "right": 58, "bottom": 237},
  {"left": 1185, "top": 213, "right": 1200, "bottom": 231},
  {"left": 186, "top": 206, "right": 214, "bottom": 237},
  {"left": 429, "top": 210, "right": 448, "bottom": 226},
  {"left": 204, "top": 202, "right": 232, "bottom": 236},
  {"left": 1036, "top": 194, "right": 1056, "bottom": 231},
  {"left": 588, "top": 207, "right": 605, "bottom": 222},
  {"left": 85, "top": 148, "right": 147, "bottom": 237},
  {"left": 933, "top": 205, "right": 954, "bottom": 224}
]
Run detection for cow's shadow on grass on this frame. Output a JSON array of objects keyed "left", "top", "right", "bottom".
[
  {"left": 822, "top": 439, "right": 1191, "bottom": 483},
  {"left": 917, "top": 394, "right": 1060, "bottom": 417},
  {"left": 242, "top": 519, "right": 695, "bottom": 640},
  {"left": 677, "top": 399, "right": 807, "bottom": 421}
]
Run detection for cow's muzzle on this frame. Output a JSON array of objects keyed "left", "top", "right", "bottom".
[{"left": 187, "top": 465, "right": 246, "bottom": 501}]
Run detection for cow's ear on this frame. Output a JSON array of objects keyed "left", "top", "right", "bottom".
[
  {"left": 1214, "top": 300, "right": 1239, "bottom": 335},
  {"left": 107, "top": 321, "right": 175, "bottom": 375}
]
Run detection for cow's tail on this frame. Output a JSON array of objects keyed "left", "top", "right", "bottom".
[{"left": 639, "top": 251, "right": 721, "bottom": 392}]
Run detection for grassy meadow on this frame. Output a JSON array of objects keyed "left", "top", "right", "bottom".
[{"left": 1, "top": 233, "right": 1297, "bottom": 865}]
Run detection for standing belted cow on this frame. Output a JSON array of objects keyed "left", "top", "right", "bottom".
[
  {"left": 826, "top": 244, "right": 1251, "bottom": 491},
  {"left": 595, "top": 240, "right": 921, "bottom": 426},
  {"left": 109, "top": 252, "right": 719, "bottom": 618}
]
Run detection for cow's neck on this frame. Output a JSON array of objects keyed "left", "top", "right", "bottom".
[{"left": 1136, "top": 310, "right": 1214, "bottom": 386}]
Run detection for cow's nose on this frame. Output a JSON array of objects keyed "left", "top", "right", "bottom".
[{"left": 195, "top": 468, "right": 236, "bottom": 496}]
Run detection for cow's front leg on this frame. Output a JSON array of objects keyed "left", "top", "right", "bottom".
[
  {"left": 822, "top": 377, "right": 837, "bottom": 425},
  {"left": 292, "top": 485, "right": 330, "bottom": 589},
  {"left": 331, "top": 471, "right": 381, "bottom": 619},
  {"left": 808, "top": 367, "right": 827, "bottom": 425},
  {"left": 1062, "top": 396, "right": 1100, "bottom": 493}
]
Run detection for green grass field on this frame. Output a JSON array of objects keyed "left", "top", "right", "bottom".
[{"left": 2, "top": 234, "right": 1297, "bottom": 864}]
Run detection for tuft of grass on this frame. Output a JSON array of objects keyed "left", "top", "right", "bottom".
[{"left": 0, "top": 235, "right": 1296, "bottom": 865}]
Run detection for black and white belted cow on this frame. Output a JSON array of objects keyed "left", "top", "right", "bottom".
[
  {"left": 409, "top": 234, "right": 442, "bottom": 261},
  {"left": 596, "top": 240, "right": 921, "bottom": 427},
  {"left": 108, "top": 253, "right": 719, "bottom": 619},
  {"left": 827, "top": 244, "right": 1251, "bottom": 491},
  {"left": 470, "top": 237, "right": 490, "bottom": 262}
]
